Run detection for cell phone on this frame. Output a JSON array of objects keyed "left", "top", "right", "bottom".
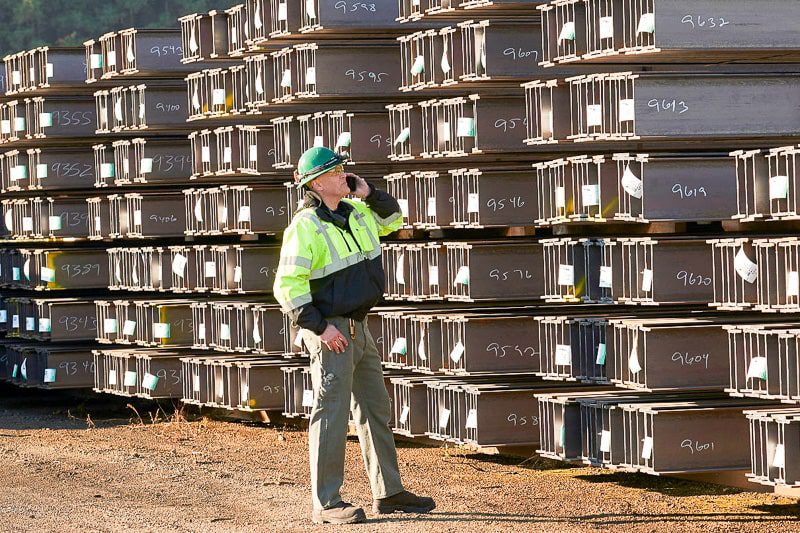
[{"left": 346, "top": 174, "right": 358, "bottom": 192}]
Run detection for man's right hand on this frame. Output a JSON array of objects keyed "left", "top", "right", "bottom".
[{"left": 320, "top": 324, "right": 349, "bottom": 354}]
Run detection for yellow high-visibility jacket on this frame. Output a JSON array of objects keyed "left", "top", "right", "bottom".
[{"left": 273, "top": 185, "right": 403, "bottom": 334}]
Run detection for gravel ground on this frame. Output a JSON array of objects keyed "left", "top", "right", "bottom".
[{"left": 0, "top": 385, "right": 797, "bottom": 532}]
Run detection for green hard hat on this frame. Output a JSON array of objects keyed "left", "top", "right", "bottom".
[{"left": 294, "top": 146, "right": 347, "bottom": 187}]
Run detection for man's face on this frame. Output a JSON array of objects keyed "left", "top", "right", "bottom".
[{"left": 310, "top": 164, "right": 349, "bottom": 198}]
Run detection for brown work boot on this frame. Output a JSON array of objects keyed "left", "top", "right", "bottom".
[
  {"left": 372, "top": 490, "right": 436, "bottom": 515},
  {"left": 311, "top": 502, "right": 367, "bottom": 525}
]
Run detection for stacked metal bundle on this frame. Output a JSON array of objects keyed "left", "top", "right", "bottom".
[
  {"left": 518, "top": 0, "right": 800, "bottom": 492},
  {"left": 1, "top": 0, "right": 800, "bottom": 494}
]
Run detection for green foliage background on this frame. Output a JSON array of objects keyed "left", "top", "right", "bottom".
[{"left": 0, "top": 0, "right": 240, "bottom": 57}]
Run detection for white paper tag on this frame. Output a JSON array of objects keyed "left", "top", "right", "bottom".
[
  {"left": 641, "top": 436, "right": 654, "bottom": 459},
  {"left": 124, "top": 371, "right": 137, "bottom": 387},
  {"left": 734, "top": 248, "right": 758, "bottom": 284},
  {"left": 555, "top": 344, "right": 572, "bottom": 366},
  {"left": 14, "top": 117, "right": 25, "bottom": 132},
  {"left": 103, "top": 318, "right": 118, "bottom": 334},
  {"left": 441, "top": 122, "right": 451, "bottom": 143},
  {"left": 599, "top": 266, "right": 613, "bottom": 289},
  {"left": 237, "top": 206, "right": 251, "bottom": 223},
  {"left": 438, "top": 408, "right": 451, "bottom": 429},
  {"left": 410, "top": 55, "right": 425, "bottom": 76},
  {"left": 787, "top": 271, "right": 800, "bottom": 298},
  {"left": 398, "top": 199, "right": 409, "bottom": 219},
  {"left": 123, "top": 320, "right": 136, "bottom": 336},
  {"left": 582, "top": 184, "right": 600, "bottom": 206},
  {"left": 252, "top": 320, "right": 262, "bottom": 344},
  {"left": 747, "top": 356, "right": 767, "bottom": 380},
  {"left": 133, "top": 210, "right": 142, "bottom": 226},
  {"left": 586, "top": 104, "right": 602, "bottom": 127},
  {"left": 197, "top": 323, "right": 206, "bottom": 341},
  {"left": 0, "top": 310, "right": 6, "bottom": 323},
  {"left": 428, "top": 265, "right": 439, "bottom": 287},
  {"left": 192, "top": 374, "right": 201, "bottom": 392},
  {"left": 555, "top": 186, "right": 566, "bottom": 209},
  {"left": 278, "top": 2, "right": 288, "bottom": 21},
  {"left": 219, "top": 323, "right": 231, "bottom": 341},
  {"left": 395, "top": 254, "right": 405, "bottom": 285},
  {"left": 394, "top": 127, "right": 410, "bottom": 145},
  {"left": 32, "top": 315, "right": 44, "bottom": 332},
  {"left": 10, "top": 165, "right": 26, "bottom": 181},
  {"left": 641, "top": 269, "right": 653, "bottom": 292},
  {"left": 619, "top": 99, "right": 635, "bottom": 122},
  {"left": 621, "top": 165, "right": 643, "bottom": 199},
  {"left": 153, "top": 322, "right": 170, "bottom": 339},
  {"left": 48, "top": 215, "right": 62, "bottom": 231},
  {"left": 280, "top": 69, "right": 292, "bottom": 88},
  {"left": 600, "top": 430, "right": 612, "bottom": 452},
  {"left": 465, "top": 409, "right": 478, "bottom": 430},
  {"left": 172, "top": 253, "right": 187, "bottom": 278},
  {"left": 204, "top": 261, "right": 216, "bottom": 278},
  {"left": 558, "top": 264, "right": 574, "bottom": 286},
  {"left": 454, "top": 266, "right": 469, "bottom": 286},
  {"left": 773, "top": 444, "right": 786, "bottom": 469},
  {"left": 212, "top": 89, "right": 225, "bottom": 106},
  {"left": 427, "top": 197, "right": 436, "bottom": 218},
  {"left": 441, "top": 51, "right": 451, "bottom": 75},
  {"left": 12, "top": 315, "right": 18, "bottom": 328},
  {"left": 599, "top": 16, "right": 614, "bottom": 39},
  {"left": 25, "top": 317, "right": 35, "bottom": 331},
  {"left": 294, "top": 330, "right": 304, "bottom": 349},
  {"left": 44, "top": 368, "right": 56, "bottom": 383},
  {"left": 22, "top": 217, "right": 33, "bottom": 232},
  {"left": 335, "top": 131, "right": 351, "bottom": 149},
  {"left": 108, "top": 370, "right": 118, "bottom": 386},
  {"left": 390, "top": 337, "right": 407, "bottom": 355},
  {"left": 467, "top": 193, "right": 480, "bottom": 214},
  {"left": 457, "top": 117, "right": 475, "bottom": 138},
  {"left": 302, "top": 389, "right": 314, "bottom": 408},
  {"left": 201, "top": 147, "right": 211, "bottom": 163},
  {"left": 418, "top": 336, "right": 427, "bottom": 361},
  {"left": 313, "top": 135, "right": 324, "bottom": 148},
  {"left": 305, "top": 67, "right": 316, "bottom": 86},
  {"left": 39, "top": 113, "right": 53, "bottom": 128},
  {"left": 629, "top": 346, "right": 642, "bottom": 374},
  {"left": 449, "top": 341, "right": 465, "bottom": 363},
  {"left": 0, "top": 120, "right": 10, "bottom": 134},
  {"left": 769, "top": 175, "right": 789, "bottom": 200},
  {"left": 248, "top": 145, "right": 258, "bottom": 162},
  {"left": 399, "top": 405, "right": 410, "bottom": 425},
  {"left": 94, "top": 216, "right": 102, "bottom": 232},
  {"left": 41, "top": 266, "right": 56, "bottom": 282},
  {"left": 142, "top": 373, "right": 159, "bottom": 391},
  {"left": 596, "top": 343, "right": 607, "bottom": 365},
  {"left": 100, "top": 163, "right": 115, "bottom": 178},
  {"left": 234, "top": 266, "right": 243, "bottom": 283},
  {"left": 558, "top": 21, "right": 576, "bottom": 43},
  {"left": 637, "top": 13, "right": 655, "bottom": 34},
  {"left": 90, "top": 54, "right": 103, "bottom": 69}
]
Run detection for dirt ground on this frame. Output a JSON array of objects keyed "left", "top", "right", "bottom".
[{"left": 0, "top": 385, "right": 797, "bottom": 533}]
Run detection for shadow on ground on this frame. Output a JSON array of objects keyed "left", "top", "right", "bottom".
[{"left": 574, "top": 471, "right": 744, "bottom": 497}]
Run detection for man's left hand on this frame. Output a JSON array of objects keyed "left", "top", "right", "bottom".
[{"left": 347, "top": 173, "right": 370, "bottom": 199}]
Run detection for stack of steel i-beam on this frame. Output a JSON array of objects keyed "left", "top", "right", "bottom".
[
  {"left": 1, "top": 0, "right": 799, "bottom": 493},
  {"left": 174, "top": 0, "right": 449, "bottom": 417},
  {"left": 517, "top": 0, "right": 800, "bottom": 493}
]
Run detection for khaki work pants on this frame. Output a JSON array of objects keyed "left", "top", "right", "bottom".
[{"left": 302, "top": 315, "right": 404, "bottom": 511}]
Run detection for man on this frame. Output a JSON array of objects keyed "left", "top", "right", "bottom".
[{"left": 273, "top": 146, "right": 435, "bottom": 525}]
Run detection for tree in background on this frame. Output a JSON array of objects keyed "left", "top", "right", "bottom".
[{"left": 0, "top": 0, "right": 240, "bottom": 56}]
